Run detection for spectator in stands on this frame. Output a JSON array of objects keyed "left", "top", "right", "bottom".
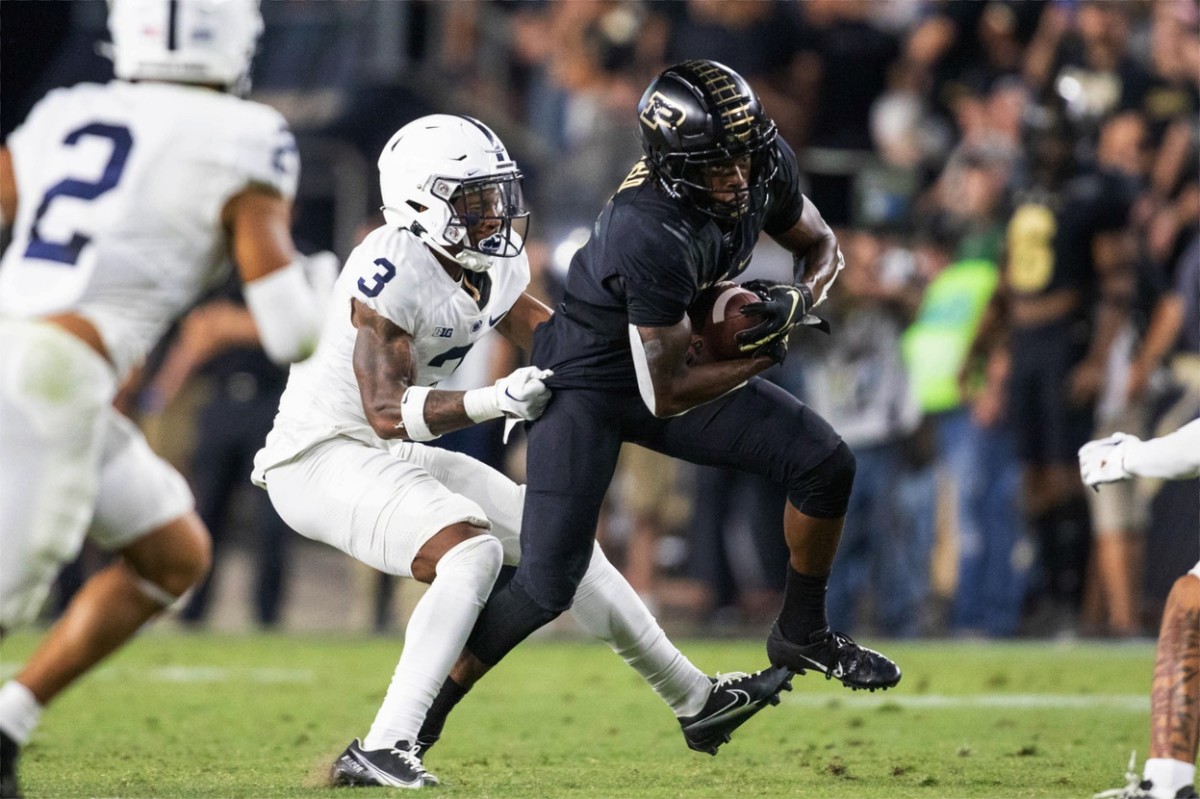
[
  {"left": 794, "top": 229, "right": 929, "bottom": 637},
  {"left": 975, "top": 111, "right": 1142, "bottom": 633},
  {"left": 903, "top": 161, "right": 1026, "bottom": 638}
]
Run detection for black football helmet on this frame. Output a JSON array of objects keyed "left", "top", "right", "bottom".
[{"left": 636, "top": 60, "right": 778, "bottom": 221}]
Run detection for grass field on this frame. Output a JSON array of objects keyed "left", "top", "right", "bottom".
[{"left": 0, "top": 629, "right": 1156, "bottom": 798}]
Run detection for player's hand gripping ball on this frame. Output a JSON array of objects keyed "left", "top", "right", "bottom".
[{"left": 686, "top": 282, "right": 761, "bottom": 365}]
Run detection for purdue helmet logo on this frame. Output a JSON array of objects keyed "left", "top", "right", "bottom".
[{"left": 639, "top": 92, "right": 687, "bottom": 132}]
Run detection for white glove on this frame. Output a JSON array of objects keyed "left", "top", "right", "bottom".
[
  {"left": 463, "top": 367, "right": 554, "bottom": 423},
  {"left": 1078, "top": 432, "right": 1138, "bottom": 488}
]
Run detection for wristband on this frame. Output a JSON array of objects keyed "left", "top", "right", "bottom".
[
  {"left": 463, "top": 386, "right": 502, "bottom": 423},
  {"left": 399, "top": 385, "right": 440, "bottom": 441}
]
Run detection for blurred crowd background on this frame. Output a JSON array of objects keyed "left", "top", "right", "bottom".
[{"left": 2, "top": 0, "right": 1197, "bottom": 641}]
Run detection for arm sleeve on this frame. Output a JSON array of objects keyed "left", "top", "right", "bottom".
[{"left": 1122, "top": 419, "right": 1200, "bottom": 480}]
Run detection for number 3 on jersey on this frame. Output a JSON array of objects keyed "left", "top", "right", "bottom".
[
  {"left": 357, "top": 257, "right": 396, "bottom": 297},
  {"left": 25, "top": 123, "right": 133, "bottom": 266}
]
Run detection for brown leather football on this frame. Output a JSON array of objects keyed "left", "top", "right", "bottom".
[{"left": 686, "top": 281, "right": 759, "bottom": 364}]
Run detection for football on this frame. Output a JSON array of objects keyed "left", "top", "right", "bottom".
[{"left": 686, "top": 281, "right": 760, "bottom": 364}]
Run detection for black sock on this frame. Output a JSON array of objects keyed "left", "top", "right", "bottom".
[
  {"left": 416, "top": 677, "right": 469, "bottom": 752},
  {"left": 777, "top": 565, "right": 829, "bottom": 642}
]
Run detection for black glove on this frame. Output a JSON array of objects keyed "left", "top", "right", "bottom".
[
  {"left": 753, "top": 335, "right": 789, "bottom": 365},
  {"left": 735, "top": 280, "right": 814, "bottom": 353}
]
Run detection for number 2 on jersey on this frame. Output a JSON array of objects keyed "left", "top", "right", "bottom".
[{"left": 24, "top": 123, "right": 133, "bottom": 266}]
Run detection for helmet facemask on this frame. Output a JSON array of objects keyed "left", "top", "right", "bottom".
[
  {"left": 436, "top": 175, "right": 530, "bottom": 268},
  {"left": 658, "top": 121, "right": 779, "bottom": 221}
]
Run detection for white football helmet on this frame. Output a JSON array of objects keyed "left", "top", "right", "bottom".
[
  {"left": 108, "top": 0, "right": 262, "bottom": 93},
  {"left": 378, "top": 114, "right": 530, "bottom": 272}
]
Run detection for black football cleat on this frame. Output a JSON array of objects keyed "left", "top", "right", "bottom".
[
  {"left": 767, "top": 624, "right": 901, "bottom": 692},
  {"left": 679, "top": 666, "right": 794, "bottom": 755},
  {"left": 1, "top": 730, "right": 20, "bottom": 799},
  {"left": 329, "top": 738, "right": 438, "bottom": 789}
]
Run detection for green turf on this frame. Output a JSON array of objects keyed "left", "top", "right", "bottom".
[{"left": 0, "top": 630, "right": 1155, "bottom": 798}]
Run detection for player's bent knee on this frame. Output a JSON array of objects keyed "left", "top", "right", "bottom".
[
  {"left": 788, "top": 440, "right": 856, "bottom": 519},
  {"left": 413, "top": 522, "right": 496, "bottom": 583},
  {"left": 121, "top": 512, "right": 212, "bottom": 601},
  {"left": 435, "top": 534, "right": 504, "bottom": 593}
]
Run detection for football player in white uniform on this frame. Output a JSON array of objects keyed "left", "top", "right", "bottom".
[
  {"left": 252, "top": 114, "right": 793, "bottom": 789},
  {"left": 0, "top": 2, "right": 326, "bottom": 796},
  {"left": 1085, "top": 420, "right": 1200, "bottom": 799}
]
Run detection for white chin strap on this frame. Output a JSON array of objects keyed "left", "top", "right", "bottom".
[{"left": 413, "top": 223, "right": 496, "bottom": 273}]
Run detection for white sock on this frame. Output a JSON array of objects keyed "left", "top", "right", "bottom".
[
  {"left": 363, "top": 535, "right": 502, "bottom": 751},
  {"left": 0, "top": 681, "right": 42, "bottom": 744},
  {"left": 569, "top": 543, "right": 711, "bottom": 718},
  {"left": 1144, "top": 758, "right": 1196, "bottom": 798}
]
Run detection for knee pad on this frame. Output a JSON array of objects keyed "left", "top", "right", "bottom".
[{"left": 788, "top": 440, "right": 856, "bottom": 519}]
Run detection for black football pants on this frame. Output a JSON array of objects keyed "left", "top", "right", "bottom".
[{"left": 466, "top": 376, "right": 843, "bottom": 665}]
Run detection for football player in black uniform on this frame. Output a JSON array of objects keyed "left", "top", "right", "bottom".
[
  {"left": 417, "top": 59, "right": 902, "bottom": 759},
  {"left": 980, "top": 111, "right": 1142, "bottom": 627}
]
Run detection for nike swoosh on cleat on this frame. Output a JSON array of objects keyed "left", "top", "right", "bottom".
[
  {"left": 688, "top": 689, "right": 752, "bottom": 730},
  {"left": 346, "top": 751, "right": 423, "bottom": 789},
  {"left": 795, "top": 653, "right": 830, "bottom": 674}
]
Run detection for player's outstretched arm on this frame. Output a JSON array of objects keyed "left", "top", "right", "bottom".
[
  {"left": 1079, "top": 418, "right": 1200, "bottom": 487},
  {"left": 630, "top": 318, "right": 774, "bottom": 418},
  {"left": 351, "top": 299, "right": 552, "bottom": 442}
]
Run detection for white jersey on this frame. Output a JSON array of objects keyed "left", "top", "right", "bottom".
[
  {"left": 0, "top": 80, "right": 298, "bottom": 380},
  {"left": 253, "top": 225, "right": 530, "bottom": 482}
]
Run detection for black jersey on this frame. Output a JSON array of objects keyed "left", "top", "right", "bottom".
[
  {"left": 533, "top": 138, "right": 806, "bottom": 390},
  {"left": 1005, "top": 168, "right": 1138, "bottom": 306}
]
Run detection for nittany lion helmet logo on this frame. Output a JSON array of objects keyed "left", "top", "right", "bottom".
[{"left": 639, "top": 91, "right": 687, "bottom": 132}]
